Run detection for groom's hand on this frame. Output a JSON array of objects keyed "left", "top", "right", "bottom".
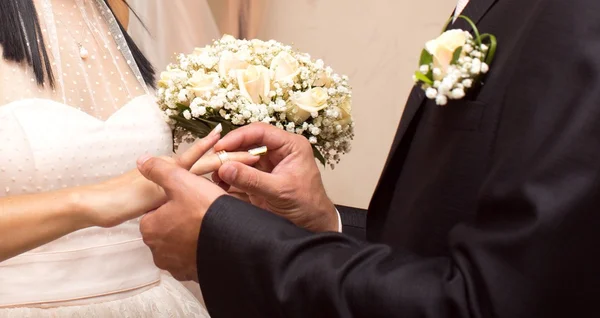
[
  {"left": 136, "top": 156, "right": 226, "bottom": 282},
  {"left": 213, "top": 123, "right": 338, "bottom": 233}
]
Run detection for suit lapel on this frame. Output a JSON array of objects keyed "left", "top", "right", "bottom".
[
  {"left": 451, "top": 0, "right": 498, "bottom": 31},
  {"left": 370, "top": 0, "right": 499, "bottom": 210},
  {"left": 382, "top": 0, "right": 498, "bottom": 169},
  {"left": 378, "top": 86, "right": 424, "bottom": 174}
]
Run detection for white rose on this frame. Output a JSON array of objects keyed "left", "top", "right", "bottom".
[
  {"left": 425, "top": 29, "right": 469, "bottom": 75},
  {"left": 218, "top": 50, "right": 250, "bottom": 78},
  {"left": 339, "top": 96, "right": 351, "bottom": 114},
  {"left": 313, "top": 71, "right": 332, "bottom": 87},
  {"left": 270, "top": 51, "right": 300, "bottom": 83},
  {"left": 286, "top": 87, "right": 329, "bottom": 124},
  {"left": 188, "top": 70, "right": 219, "bottom": 97},
  {"left": 333, "top": 98, "right": 352, "bottom": 127},
  {"left": 237, "top": 65, "right": 271, "bottom": 104},
  {"left": 158, "top": 69, "right": 187, "bottom": 87},
  {"left": 250, "top": 39, "right": 269, "bottom": 54}
]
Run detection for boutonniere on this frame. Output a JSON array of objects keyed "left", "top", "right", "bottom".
[{"left": 413, "top": 15, "right": 497, "bottom": 106}]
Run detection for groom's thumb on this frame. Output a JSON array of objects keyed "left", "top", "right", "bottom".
[
  {"left": 219, "top": 162, "right": 279, "bottom": 198},
  {"left": 137, "top": 155, "right": 181, "bottom": 194}
]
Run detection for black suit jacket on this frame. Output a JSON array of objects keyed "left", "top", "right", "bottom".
[{"left": 197, "top": 0, "right": 600, "bottom": 316}]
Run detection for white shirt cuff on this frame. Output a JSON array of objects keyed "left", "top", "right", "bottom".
[{"left": 335, "top": 208, "right": 342, "bottom": 233}]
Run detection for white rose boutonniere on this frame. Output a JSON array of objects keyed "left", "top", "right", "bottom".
[{"left": 413, "top": 15, "right": 497, "bottom": 106}]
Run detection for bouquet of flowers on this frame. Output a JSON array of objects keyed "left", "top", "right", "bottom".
[{"left": 156, "top": 34, "right": 354, "bottom": 168}]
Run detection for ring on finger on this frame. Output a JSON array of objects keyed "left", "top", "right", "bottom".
[{"left": 216, "top": 150, "right": 230, "bottom": 165}]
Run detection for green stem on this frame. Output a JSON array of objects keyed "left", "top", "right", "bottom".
[
  {"left": 479, "top": 34, "right": 497, "bottom": 66},
  {"left": 457, "top": 15, "right": 481, "bottom": 45},
  {"left": 441, "top": 17, "right": 453, "bottom": 33}
]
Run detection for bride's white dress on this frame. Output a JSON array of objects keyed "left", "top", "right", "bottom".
[
  {"left": 0, "top": 0, "right": 209, "bottom": 316},
  {"left": 0, "top": 95, "right": 209, "bottom": 317}
]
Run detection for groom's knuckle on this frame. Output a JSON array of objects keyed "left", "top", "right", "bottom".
[
  {"left": 139, "top": 216, "right": 149, "bottom": 233},
  {"left": 278, "top": 186, "right": 294, "bottom": 201},
  {"left": 244, "top": 171, "right": 261, "bottom": 190},
  {"left": 142, "top": 235, "right": 152, "bottom": 247},
  {"left": 140, "top": 216, "right": 156, "bottom": 238}
]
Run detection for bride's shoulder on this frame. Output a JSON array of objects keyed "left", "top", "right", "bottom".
[{"left": 0, "top": 58, "right": 38, "bottom": 108}]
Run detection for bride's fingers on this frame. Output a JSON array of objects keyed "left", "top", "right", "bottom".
[
  {"left": 211, "top": 172, "right": 232, "bottom": 192},
  {"left": 190, "top": 151, "right": 260, "bottom": 176},
  {"left": 211, "top": 171, "right": 221, "bottom": 184},
  {"left": 211, "top": 171, "right": 228, "bottom": 187},
  {"left": 176, "top": 124, "right": 223, "bottom": 170}
]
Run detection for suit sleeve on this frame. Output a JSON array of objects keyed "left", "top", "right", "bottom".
[
  {"left": 197, "top": 1, "right": 600, "bottom": 317},
  {"left": 198, "top": 196, "right": 471, "bottom": 318}
]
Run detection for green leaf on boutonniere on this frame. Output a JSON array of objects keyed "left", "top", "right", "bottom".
[
  {"left": 479, "top": 33, "right": 498, "bottom": 66},
  {"left": 414, "top": 71, "right": 433, "bottom": 85},
  {"left": 451, "top": 47, "right": 463, "bottom": 65},
  {"left": 418, "top": 48, "right": 433, "bottom": 67},
  {"left": 312, "top": 144, "right": 326, "bottom": 166}
]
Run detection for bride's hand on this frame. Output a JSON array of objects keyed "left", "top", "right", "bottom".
[{"left": 81, "top": 128, "right": 260, "bottom": 228}]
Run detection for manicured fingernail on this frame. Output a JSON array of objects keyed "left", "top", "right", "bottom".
[
  {"left": 210, "top": 123, "right": 223, "bottom": 137},
  {"left": 137, "top": 154, "right": 152, "bottom": 166},
  {"left": 248, "top": 146, "right": 267, "bottom": 156}
]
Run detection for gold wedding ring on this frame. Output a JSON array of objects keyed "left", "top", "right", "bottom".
[{"left": 216, "top": 150, "right": 230, "bottom": 165}]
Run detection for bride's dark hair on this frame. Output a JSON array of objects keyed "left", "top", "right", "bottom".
[{"left": 0, "top": 0, "right": 155, "bottom": 88}]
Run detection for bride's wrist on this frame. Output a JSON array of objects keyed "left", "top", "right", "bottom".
[{"left": 65, "top": 188, "right": 97, "bottom": 229}]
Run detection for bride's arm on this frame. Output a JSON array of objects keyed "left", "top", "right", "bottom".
[
  {"left": 0, "top": 133, "right": 261, "bottom": 263},
  {"left": 0, "top": 161, "right": 172, "bottom": 262},
  {"left": 0, "top": 187, "right": 99, "bottom": 262}
]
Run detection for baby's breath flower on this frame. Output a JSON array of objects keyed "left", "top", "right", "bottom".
[{"left": 157, "top": 36, "right": 354, "bottom": 167}]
